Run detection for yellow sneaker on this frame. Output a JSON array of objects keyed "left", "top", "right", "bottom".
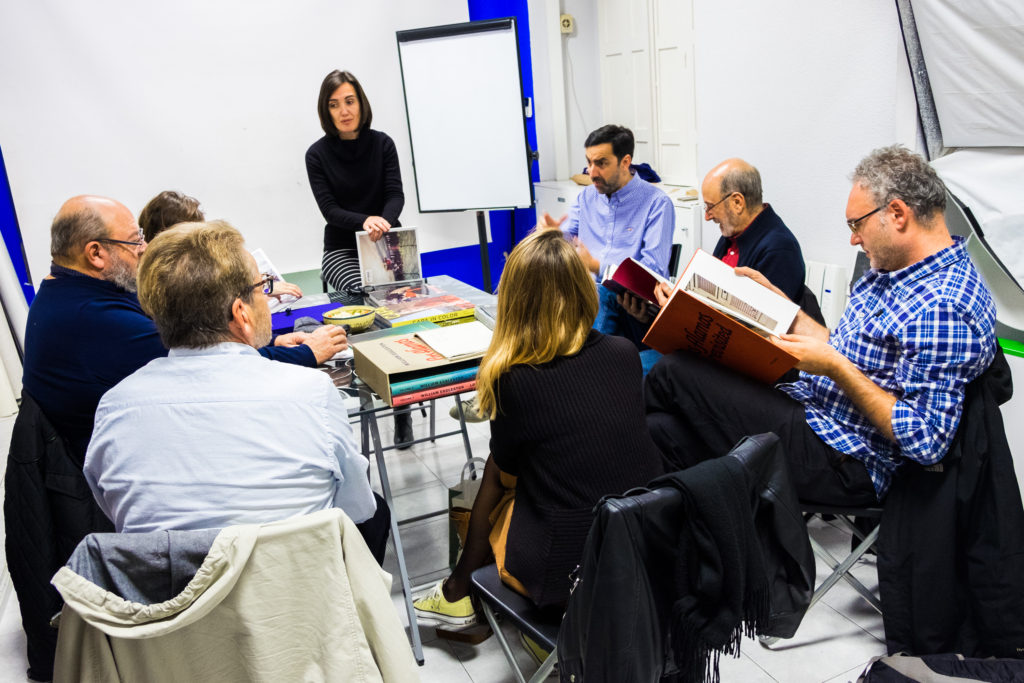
[{"left": 413, "top": 581, "right": 476, "bottom": 626}]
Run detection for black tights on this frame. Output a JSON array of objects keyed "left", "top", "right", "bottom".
[{"left": 444, "top": 456, "right": 507, "bottom": 601}]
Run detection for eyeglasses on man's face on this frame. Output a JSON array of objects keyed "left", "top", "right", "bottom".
[
  {"left": 248, "top": 273, "right": 276, "bottom": 296},
  {"left": 846, "top": 206, "right": 883, "bottom": 233},
  {"left": 97, "top": 231, "right": 146, "bottom": 250},
  {"left": 703, "top": 192, "right": 738, "bottom": 215}
]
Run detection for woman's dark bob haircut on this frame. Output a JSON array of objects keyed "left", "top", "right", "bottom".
[{"left": 317, "top": 70, "right": 373, "bottom": 136}]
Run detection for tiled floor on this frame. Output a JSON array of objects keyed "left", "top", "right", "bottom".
[
  {"left": 0, "top": 402, "right": 887, "bottom": 682},
  {"left": 368, "top": 404, "right": 886, "bottom": 683}
]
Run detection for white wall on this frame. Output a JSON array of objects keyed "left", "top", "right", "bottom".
[
  {"left": 530, "top": 0, "right": 920, "bottom": 272},
  {"left": 559, "top": 0, "right": 602, "bottom": 175},
  {"left": 692, "top": 0, "right": 919, "bottom": 272},
  {"left": 0, "top": 0, "right": 475, "bottom": 286}
]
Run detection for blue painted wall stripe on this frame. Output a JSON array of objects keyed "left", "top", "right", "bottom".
[{"left": 0, "top": 145, "right": 35, "bottom": 304}]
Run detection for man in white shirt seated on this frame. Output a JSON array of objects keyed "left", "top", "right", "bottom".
[{"left": 84, "top": 219, "right": 390, "bottom": 563}]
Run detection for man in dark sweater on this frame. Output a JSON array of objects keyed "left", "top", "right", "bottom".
[
  {"left": 620, "top": 159, "right": 807, "bottom": 340},
  {"left": 700, "top": 158, "right": 805, "bottom": 302},
  {"left": 22, "top": 195, "right": 345, "bottom": 461}
]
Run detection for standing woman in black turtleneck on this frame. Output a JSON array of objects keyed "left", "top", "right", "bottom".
[
  {"left": 305, "top": 69, "right": 404, "bottom": 294},
  {"left": 306, "top": 70, "right": 414, "bottom": 448}
]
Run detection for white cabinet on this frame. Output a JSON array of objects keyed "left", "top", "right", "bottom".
[{"left": 534, "top": 180, "right": 586, "bottom": 221}]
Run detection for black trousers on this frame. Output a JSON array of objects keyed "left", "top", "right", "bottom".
[
  {"left": 644, "top": 351, "right": 878, "bottom": 507},
  {"left": 356, "top": 492, "right": 391, "bottom": 566}
]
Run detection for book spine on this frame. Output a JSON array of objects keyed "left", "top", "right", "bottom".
[
  {"left": 392, "top": 308, "right": 476, "bottom": 327},
  {"left": 390, "top": 366, "right": 479, "bottom": 395},
  {"left": 391, "top": 379, "right": 477, "bottom": 406}
]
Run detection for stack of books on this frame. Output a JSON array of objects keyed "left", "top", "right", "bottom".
[
  {"left": 372, "top": 288, "right": 476, "bottom": 328},
  {"left": 352, "top": 321, "right": 493, "bottom": 406}
]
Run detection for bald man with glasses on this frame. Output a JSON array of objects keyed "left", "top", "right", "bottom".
[
  {"left": 22, "top": 196, "right": 345, "bottom": 463},
  {"left": 697, "top": 158, "right": 806, "bottom": 302},
  {"left": 622, "top": 157, "right": 810, "bottom": 333},
  {"left": 22, "top": 196, "right": 167, "bottom": 462}
]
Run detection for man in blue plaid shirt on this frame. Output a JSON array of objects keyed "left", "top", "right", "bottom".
[{"left": 645, "top": 145, "right": 996, "bottom": 505}]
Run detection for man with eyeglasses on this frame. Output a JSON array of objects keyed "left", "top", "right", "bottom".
[
  {"left": 22, "top": 196, "right": 346, "bottom": 464},
  {"left": 645, "top": 145, "right": 995, "bottom": 509},
  {"left": 84, "top": 220, "right": 387, "bottom": 557},
  {"left": 695, "top": 158, "right": 806, "bottom": 302},
  {"left": 15, "top": 196, "right": 347, "bottom": 680},
  {"left": 21, "top": 196, "right": 166, "bottom": 466},
  {"left": 621, "top": 157, "right": 810, "bottom": 335}
]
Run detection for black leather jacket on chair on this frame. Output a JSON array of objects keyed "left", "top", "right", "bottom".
[
  {"left": 4, "top": 391, "right": 114, "bottom": 681},
  {"left": 557, "top": 432, "right": 814, "bottom": 682},
  {"left": 878, "top": 347, "right": 1024, "bottom": 658},
  {"left": 727, "top": 432, "right": 816, "bottom": 639}
]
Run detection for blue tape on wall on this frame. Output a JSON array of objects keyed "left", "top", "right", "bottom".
[
  {"left": 418, "top": 0, "right": 539, "bottom": 289},
  {"left": 0, "top": 145, "right": 34, "bottom": 304}
]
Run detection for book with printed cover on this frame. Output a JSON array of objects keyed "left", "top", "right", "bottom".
[
  {"left": 373, "top": 293, "right": 476, "bottom": 328},
  {"left": 365, "top": 282, "right": 445, "bottom": 308},
  {"left": 642, "top": 249, "right": 800, "bottom": 383},
  {"left": 352, "top": 332, "right": 484, "bottom": 406}
]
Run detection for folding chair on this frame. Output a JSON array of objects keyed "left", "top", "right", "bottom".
[
  {"left": 803, "top": 504, "right": 883, "bottom": 613},
  {"left": 760, "top": 503, "right": 882, "bottom": 647},
  {"left": 470, "top": 564, "right": 560, "bottom": 683}
]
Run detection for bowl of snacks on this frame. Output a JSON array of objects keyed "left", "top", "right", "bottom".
[{"left": 323, "top": 305, "right": 376, "bottom": 332}]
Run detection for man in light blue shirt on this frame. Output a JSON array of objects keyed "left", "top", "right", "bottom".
[
  {"left": 545, "top": 125, "right": 674, "bottom": 368},
  {"left": 85, "top": 220, "right": 389, "bottom": 562}
]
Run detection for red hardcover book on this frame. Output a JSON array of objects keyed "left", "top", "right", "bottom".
[
  {"left": 601, "top": 257, "right": 669, "bottom": 305},
  {"left": 642, "top": 250, "right": 799, "bottom": 384}
]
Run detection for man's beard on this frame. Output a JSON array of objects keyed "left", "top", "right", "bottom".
[
  {"left": 104, "top": 251, "right": 137, "bottom": 292},
  {"left": 252, "top": 302, "right": 273, "bottom": 349}
]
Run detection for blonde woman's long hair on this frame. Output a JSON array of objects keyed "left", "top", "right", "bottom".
[{"left": 475, "top": 229, "right": 599, "bottom": 420}]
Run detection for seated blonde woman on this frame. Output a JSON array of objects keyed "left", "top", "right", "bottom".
[{"left": 414, "top": 229, "right": 664, "bottom": 623}]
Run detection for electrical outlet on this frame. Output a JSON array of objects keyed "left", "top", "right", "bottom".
[{"left": 560, "top": 13, "right": 575, "bottom": 34}]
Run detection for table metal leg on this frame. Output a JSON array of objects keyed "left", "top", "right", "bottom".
[
  {"left": 360, "top": 411, "right": 370, "bottom": 459},
  {"left": 365, "top": 410, "right": 425, "bottom": 665},
  {"left": 454, "top": 396, "right": 475, "bottom": 464},
  {"left": 429, "top": 400, "right": 436, "bottom": 442}
]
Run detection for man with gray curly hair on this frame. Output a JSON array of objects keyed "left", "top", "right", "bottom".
[{"left": 645, "top": 145, "right": 996, "bottom": 506}]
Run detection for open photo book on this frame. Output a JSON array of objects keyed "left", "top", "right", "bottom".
[{"left": 642, "top": 249, "right": 801, "bottom": 383}]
